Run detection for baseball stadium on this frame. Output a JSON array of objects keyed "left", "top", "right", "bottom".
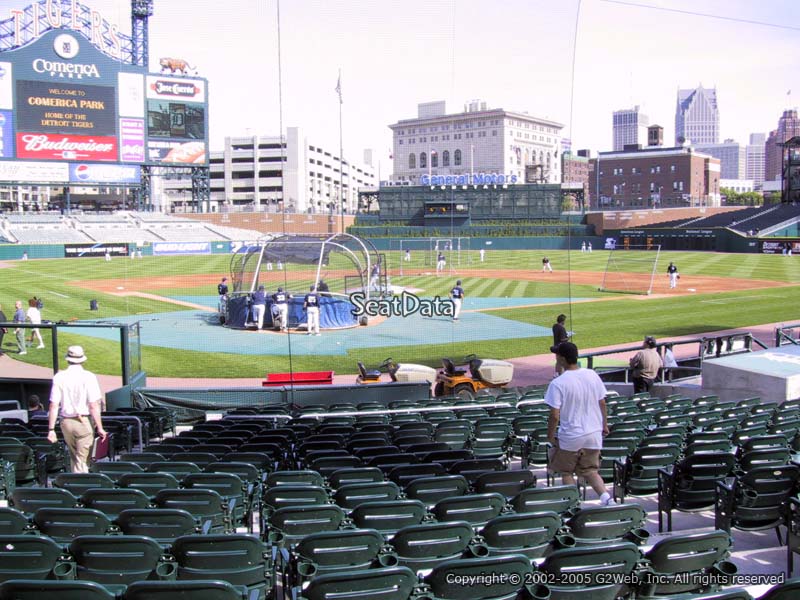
[{"left": 2, "top": 1, "right": 800, "bottom": 599}]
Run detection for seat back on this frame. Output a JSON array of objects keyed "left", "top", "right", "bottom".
[
  {"left": 33, "top": 507, "right": 112, "bottom": 543},
  {"left": 269, "top": 505, "right": 345, "bottom": 544},
  {"left": 118, "top": 472, "right": 181, "bottom": 498},
  {"left": 299, "top": 566, "right": 416, "bottom": 600},
  {"left": 404, "top": 475, "right": 468, "bottom": 507},
  {"left": 53, "top": 473, "right": 115, "bottom": 497},
  {"left": 645, "top": 529, "right": 731, "bottom": 574},
  {"left": 510, "top": 485, "right": 579, "bottom": 515},
  {"left": 432, "top": 492, "right": 506, "bottom": 525},
  {"left": 566, "top": 505, "right": 646, "bottom": 544},
  {"left": 69, "top": 534, "right": 165, "bottom": 585},
  {"left": 424, "top": 554, "right": 532, "bottom": 600},
  {"left": 171, "top": 534, "right": 268, "bottom": 591},
  {"left": 122, "top": 580, "right": 243, "bottom": 600},
  {"left": 480, "top": 511, "right": 561, "bottom": 559},
  {"left": 333, "top": 481, "right": 401, "bottom": 510},
  {"left": 80, "top": 488, "right": 151, "bottom": 519},
  {"left": 294, "top": 528, "right": 384, "bottom": 573},
  {"left": 391, "top": 521, "right": 475, "bottom": 571},
  {"left": 0, "top": 507, "right": 28, "bottom": 535},
  {"left": 11, "top": 487, "right": 77, "bottom": 514},
  {"left": 474, "top": 470, "right": 536, "bottom": 497},
  {"left": 0, "top": 580, "right": 115, "bottom": 600},
  {"left": 116, "top": 508, "right": 198, "bottom": 543},
  {"left": 349, "top": 499, "right": 427, "bottom": 536},
  {"left": 0, "top": 534, "right": 63, "bottom": 581}
]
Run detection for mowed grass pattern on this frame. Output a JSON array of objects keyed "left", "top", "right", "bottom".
[{"left": 0, "top": 250, "right": 798, "bottom": 377}]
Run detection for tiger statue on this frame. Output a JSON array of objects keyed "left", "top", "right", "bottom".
[{"left": 159, "top": 57, "right": 195, "bottom": 75}]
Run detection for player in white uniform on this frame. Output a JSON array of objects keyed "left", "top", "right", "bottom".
[{"left": 436, "top": 252, "right": 446, "bottom": 274}]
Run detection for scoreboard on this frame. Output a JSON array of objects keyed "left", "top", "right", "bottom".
[{"left": 0, "top": 21, "right": 208, "bottom": 185}]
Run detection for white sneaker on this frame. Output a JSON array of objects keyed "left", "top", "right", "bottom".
[
  {"left": 600, "top": 492, "right": 616, "bottom": 506},
  {"left": 18, "top": 351, "right": 27, "bottom": 355},
  {"left": 37, "top": 344, "right": 45, "bottom": 349},
  {"left": 315, "top": 333, "right": 321, "bottom": 336}
]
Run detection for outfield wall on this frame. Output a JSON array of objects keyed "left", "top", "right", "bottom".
[
  {"left": 365, "top": 235, "right": 608, "bottom": 251},
  {"left": 0, "top": 240, "right": 240, "bottom": 260},
  {"left": 602, "top": 228, "right": 761, "bottom": 253}
]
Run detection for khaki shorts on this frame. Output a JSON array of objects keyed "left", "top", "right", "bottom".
[{"left": 548, "top": 445, "right": 601, "bottom": 476}]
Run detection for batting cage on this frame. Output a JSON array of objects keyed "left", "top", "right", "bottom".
[
  {"left": 599, "top": 244, "right": 662, "bottom": 295},
  {"left": 224, "top": 233, "right": 382, "bottom": 330},
  {"left": 393, "top": 237, "right": 472, "bottom": 276}
]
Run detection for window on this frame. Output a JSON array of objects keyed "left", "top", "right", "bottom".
[
  {"left": 431, "top": 152, "right": 438, "bottom": 168},
  {"left": 420, "top": 152, "right": 427, "bottom": 169},
  {"left": 670, "top": 165, "right": 676, "bottom": 172},
  {"left": 408, "top": 153, "right": 415, "bottom": 169},
  {"left": 442, "top": 150, "right": 450, "bottom": 166},
  {"left": 454, "top": 149, "right": 462, "bottom": 166}
]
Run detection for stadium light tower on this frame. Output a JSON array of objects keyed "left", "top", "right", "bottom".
[{"left": 131, "top": 0, "right": 154, "bottom": 68}]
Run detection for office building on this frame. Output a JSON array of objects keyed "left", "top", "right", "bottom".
[
  {"left": 765, "top": 110, "right": 800, "bottom": 182},
  {"left": 694, "top": 140, "right": 745, "bottom": 180},
  {"left": 160, "top": 127, "right": 376, "bottom": 214},
  {"left": 613, "top": 106, "right": 649, "bottom": 151},
  {"left": 389, "top": 100, "right": 563, "bottom": 185},
  {"left": 746, "top": 133, "right": 766, "bottom": 190},
  {"left": 675, "top": 85, "right": 720, "bottom": 145},
  {"left": 589, "top": 145, "right": 721, "bottom": 209}
]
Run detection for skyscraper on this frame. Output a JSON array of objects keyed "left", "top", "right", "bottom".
[
  {"left": 694, "top": 140, "right": 745, "bottom": 180},
  {"left": 746, "top": 133, "right": 766, "bottom": 190},
  {"left": 675, "top": 85, "right": 719, "bottom": 146},
  {"left": 765, "top": 110, "right": 800, "bottom": 182},
  {"left": 612, "top": 106, "right": 649, "bottom": 151}
]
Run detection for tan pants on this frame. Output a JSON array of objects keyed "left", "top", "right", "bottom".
[{"left": 60, "top": 417, "right": 94, "bottom": 473}]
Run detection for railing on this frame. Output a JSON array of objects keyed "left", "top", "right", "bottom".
[
  {"left": 583, "top": 332, "right": 765, "bottom": 385},
  {"left": 776, "top": 323, "right": 800, "bottom": 347}
]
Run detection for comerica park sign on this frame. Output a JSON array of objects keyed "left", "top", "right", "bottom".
[{"left": 420, "top": 172, "right": 519, "bottom": 186}]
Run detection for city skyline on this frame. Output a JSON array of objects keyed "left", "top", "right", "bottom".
[{"left": 2, "top": 0, "right": 799, "bottom": 171}]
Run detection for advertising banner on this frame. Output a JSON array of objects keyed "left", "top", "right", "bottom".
[
  {"left": 16, "top": 132, "right": 117, "bottom": 161},
  {"left": 147, "top": 139, "right": 206, "bottom": 164},
  {"left": 16, "top": 79, "right": 117, "bottom": 136},
  {"left": 69, "top": 163, "right": 140, "bottom": 184},
  {"left": 146, "top": 76, "right": 205, "bottom": 102},
  {"left": 118, "top": 72, "right": 144, "bottom": 118},
  {"left": 0, "top": 110, "right": 13, "bottom": 158},
  {"left": 0, "top": 160, "right": 68, "bottom": 182},
  {"left": 0, "top": 62, "right": 12, "bottom": 110},
  {"left": 762, "top": 241, "right": 800, "bottom": 254},
  {"left": 119, "top": 118, "right": 145, "bottom": 162},
  {"left": 64, "top": 243, "right": 129, "bottom": 258},
  {"left": 152, "top": 241, "right": 211, "bottom": 255}
]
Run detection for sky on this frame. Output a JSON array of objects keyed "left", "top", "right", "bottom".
[{"left": 4, "top": 0, "right": 800, "bottom": 173}]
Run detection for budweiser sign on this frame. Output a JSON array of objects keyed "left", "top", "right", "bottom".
[{"left": 16, "top": 133, "right": 117, "bottom": 161}]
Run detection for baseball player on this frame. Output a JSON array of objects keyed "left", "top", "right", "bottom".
[
  {"left": 542, "top": 257, "right": 553, "bottom": 272},
  {"left": 304, "top": 286, "right": 321, "bottom": 336},
  {"left": 450, "top": 280, "right": 464, "bottom": 321},
  {"left": 217, "top": 277, "right": 229, "bottom": 314},
  {"left": 436, "top": 252, "right": 446, "bottom": 274},
  {"left": 667, "top": 262, "right": 679, "bottom": 289},
  {"left": 369, "top": 262, "right": 381, "bottom": 292},
  {"left": 272, "top": 287, "right": 290, "bottom": 331},
  {"left": 404, "top": 249, "right": 411, "bottom": 262},
  {"left": 251, "top": 285, "right": 267, "bottom": 329},
  {"left": 479, "top": 248, "right": 485, "bottom": 262}
]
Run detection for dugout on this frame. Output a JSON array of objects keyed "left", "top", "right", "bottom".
[{"left": 224, "top": 233, "right": 381, "bottom": 330}]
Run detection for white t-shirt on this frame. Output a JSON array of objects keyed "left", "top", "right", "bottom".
[
  {"left": 26, "top": 306, "right": 42, "bottom": 325},
  {"left": 545, "top": 368, "right": 608, "bottom": 451},
  {"left": 50, "top": 364, "right": 103, "bottom": 418}
]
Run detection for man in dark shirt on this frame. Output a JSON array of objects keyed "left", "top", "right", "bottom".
[
  {"left": 552, "top": 314, "right": 570, "bottom": 376},
  {"left": 304, "top": 286, "right": 321, "bottom": 336},
  {"left": 272, "top": 287, "right": 290, "bottom": 331},
  {"left": 450, "top": 280, "right": 464, "bottom": 321},
  {"left": 251, "top": 285, "right": 267, "bottom": 329},
  {"left": 217, "top": 277, "right": 229, "bottom": 296}
]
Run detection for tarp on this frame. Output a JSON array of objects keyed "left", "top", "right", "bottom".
[{"left": 226, "top": 295, "right": 357, "bottom": 330}]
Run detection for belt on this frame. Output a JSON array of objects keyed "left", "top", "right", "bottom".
[{"left": 62, "top": 414, "right": 89, "bottom": 419}]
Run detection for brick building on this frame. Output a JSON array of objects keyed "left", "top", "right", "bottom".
[
  {"left": 561, "top": 151, "right": 590, "bottom": 199},
  {"left": 765, "top": 110, "right": 800, "bottom": 183},
  {"left": 588, "top": 146, "right": 721, "bottom": 209}
]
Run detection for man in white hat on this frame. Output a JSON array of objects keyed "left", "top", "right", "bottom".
[{"left": 47, "top": 345, "right": 107, "bottom": 473}]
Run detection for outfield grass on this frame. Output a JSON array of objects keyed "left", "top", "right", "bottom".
[{"left": 1, "top": 250, "right": 799, "bottom": 377}]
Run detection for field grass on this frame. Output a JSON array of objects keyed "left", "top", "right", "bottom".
[{"left": 1, "top": 249, "right": 799, "bottom": 377}]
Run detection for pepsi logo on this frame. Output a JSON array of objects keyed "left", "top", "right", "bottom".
[{"left": 74, "top": 164, "right": 92, "bottom": 180}]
